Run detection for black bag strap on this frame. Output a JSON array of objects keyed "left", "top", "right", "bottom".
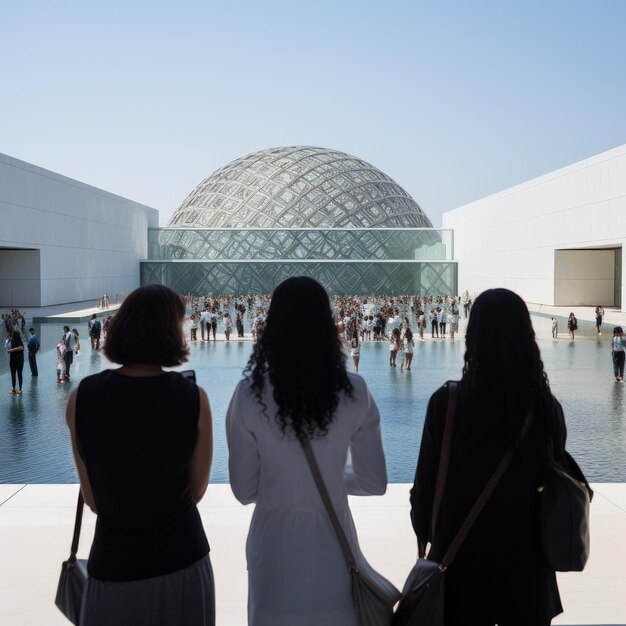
[
  {"left": 429, "top": 381, "right": 458, "bottom": 550},
  {"left": 438, "top": 407, "right": 532, "bottom": 569},
  {"left": 425, "top": 382, "right": 532, "bottom": 567},
  {"left": 67, "top": 490, "right": 84, "bottom": 566},
  {"left": 301, "top": 438, "right": 358, "bottom": 572}
]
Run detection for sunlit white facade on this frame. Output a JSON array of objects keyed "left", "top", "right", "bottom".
[
  {"left": 444, "top": 144, "right": 625, "bottom": 310},
  {"left": 0, "top": 153, "right": 158, "bottom": 307}
]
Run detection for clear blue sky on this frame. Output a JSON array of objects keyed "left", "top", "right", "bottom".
[{"left": 2, "top": 0, "right": 626, "bottom": 227}]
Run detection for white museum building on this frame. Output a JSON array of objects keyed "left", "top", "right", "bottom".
[
  {"left": 2, "top": 143, "right": 625, "bottom": 311},
  {"left": 0, "top": 153, "right": 158, "bottom": 308},
  {"left": 443, "top": 143, "right": 625, "bottom": 311}
]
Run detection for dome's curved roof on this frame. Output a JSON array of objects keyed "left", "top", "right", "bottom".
[{"left": 168, "top": 146, "right": 432, "bottom": 229}]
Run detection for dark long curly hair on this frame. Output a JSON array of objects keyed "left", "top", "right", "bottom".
[
  {"left": 462, "top": 288, "right": 555, "bottom": 442},
  {"left": 244, "top": 277, "right": 353, "bottom": 441}
]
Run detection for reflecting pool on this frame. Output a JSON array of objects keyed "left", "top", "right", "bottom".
[{"left": 1, "top": 315, "right": 624, "bottom": 483}]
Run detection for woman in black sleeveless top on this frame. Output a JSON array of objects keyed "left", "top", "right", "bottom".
[{"left": 66, "top": 285, "right": 214, "bottom": 626}]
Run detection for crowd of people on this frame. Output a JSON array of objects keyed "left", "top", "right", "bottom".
[
  {"left": 183, "top": 295, "right": 271, "bottom": 342},
  {"left": 181, "top": 292, "right": 472, "bottom": 354},
  {"left": 6, "top": 290, "right": 626, "bottom": 393},
  {"left": 330, "top": 295, "right": 467, "bottom": 372},
  {"left": 4, "top": 291, "right": 473, "bottom": 395},
  {"left": 3, "top": 310, "right": 114, "bottom": 391}
]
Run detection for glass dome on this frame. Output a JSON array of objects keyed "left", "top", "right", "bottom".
[{"left": 168, "top": 146, "right": 432, "bottom": 229}]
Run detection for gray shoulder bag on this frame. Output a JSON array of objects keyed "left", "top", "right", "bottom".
[
  {"left": 55, "top": 491, "right": 88, "bottom": 624},
  {"left": 301, "top": 438, "right": 401, "bottom": 626}
]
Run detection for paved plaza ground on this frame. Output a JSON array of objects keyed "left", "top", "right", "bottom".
[{"left": 0, "top": 483, "right": 624, "bottom": 625}]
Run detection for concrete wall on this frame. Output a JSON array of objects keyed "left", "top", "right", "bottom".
[
  {"left": 443, "top": 144, "right": 626, "bottom": 311},
  {"left": 0, "top": 153, "right": 159, "bottom": 306}
]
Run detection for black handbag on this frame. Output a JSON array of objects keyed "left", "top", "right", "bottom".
[
  {"left": 301, "top": 438, "right": 401, "bottom": 626},
  {"left": 538, "top": 447, "right": 593, "bottom": 571},
  {"left": 394, "top": 382, "right": 531, "bottom": 626},
  {"left": 55, "top": 491, "right": 88, "bottom": 624}
]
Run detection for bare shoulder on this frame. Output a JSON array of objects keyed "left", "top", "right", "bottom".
[
  {"left": 197, "top": 385, "right": 212, "bottom": 413},
  {"left": 197, "top": 384, "right": 209, "bottom": 402}
]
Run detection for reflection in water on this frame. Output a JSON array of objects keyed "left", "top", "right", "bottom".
[
  {"left": 1, "top": 314, "right": 625, "bottom": 483},
  {"left": 610, "top": 382, "right": 624, "bottom": 426},
  {"left": 6, "top": 396, "right": 27, "bottom": 453}
]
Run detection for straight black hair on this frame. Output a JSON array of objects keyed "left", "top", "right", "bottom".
[{"left": 462, "top": 288, "right": 554, "bottom": 442}]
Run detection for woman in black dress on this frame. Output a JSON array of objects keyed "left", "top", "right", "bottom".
[
  {"left": 66, "top": 285, "right": 215, "bottom": 625},
  {"left": 410, "top": 288, "right": 570, "bottom": 626}
]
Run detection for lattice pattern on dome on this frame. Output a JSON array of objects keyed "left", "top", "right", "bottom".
[
  {"left": 168, "top": 146, "right": 432, "bottom": 229},
  {"left": 141, "top": 261, "right": 457, "bottom": 296}
]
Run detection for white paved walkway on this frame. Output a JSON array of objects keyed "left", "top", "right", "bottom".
[
  {"left": 0, "top": 483, "right": 624, "bottom": 625},
  {"left": 527, "top": 303, "right": 626, "bottom": 329}
]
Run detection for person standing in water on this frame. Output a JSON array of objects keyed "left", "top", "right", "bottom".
[
  {"left": 401, "top": 328, "right": 414, "bottom": 371},
  {"left": 595, "top": 306, "right": 605, "bottom": 335},
  {"left": 350, "top": 330, "right": 361, "bottom": 373},
  {"left": 567, "top": 313, "right": 577, "bottom": 340},
  {"left": 27, "top": 327, "right": 39, "bottom": 376},
  {"left": 611, "top": 326, "right": 625, "bottom": 382},
  {"left": 7, "top": 328, "right": 24, "bottom": 394}
]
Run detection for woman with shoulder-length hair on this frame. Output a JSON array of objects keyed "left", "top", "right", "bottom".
[
  {"left": 410, "top": 288, "right": 573, "bottom": 626},
  {"left": 227, "top": 276, "right": 391, "bottom": 626},
  {"left": 66, "top": 284, "right": 215, "bottom": 626}
]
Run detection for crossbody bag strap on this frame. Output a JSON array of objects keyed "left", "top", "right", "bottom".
[
  {"left": 67, "top": 490, "right": 84, "bottom": 566},
  {"left": 301, "top": 438, "right": 358, "bottom": 571},
  {"left": 429, "top": 381, "right": 458, "bottom": 549},
  {"left": 439, "top": 411, "right": 532, "bottom": 568}
]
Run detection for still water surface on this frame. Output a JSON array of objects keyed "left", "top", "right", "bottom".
[{"left": 1, "top": 315, "right": 624, "bottom": 483}]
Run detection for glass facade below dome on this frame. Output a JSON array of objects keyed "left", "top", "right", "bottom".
[
  {"left": 148, "top": 228, "right": 454, "bottom": 261},
  {"left": 141, "top": 228, "right": 457, "bottom": 296}
]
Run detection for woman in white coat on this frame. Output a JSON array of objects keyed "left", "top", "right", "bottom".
[{"left": 226, "top": 276, "right": 390, "bottom": 626}]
